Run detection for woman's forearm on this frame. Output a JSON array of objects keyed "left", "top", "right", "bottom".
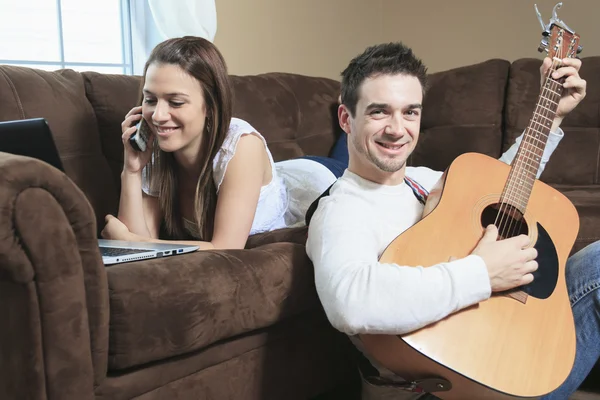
[
  {"left": 117, "top": 171, "right": 152, "bottom": 237},
  {"left": 124, "top": 231, "right": 215, "bottom": 251}
]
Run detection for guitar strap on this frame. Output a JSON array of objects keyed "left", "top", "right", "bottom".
[
  {"left": 305, "top": 175, "right": 429, "bottom": 226},
  {"left": 404, "top": 176, "right": 429, "bottom": 205}
]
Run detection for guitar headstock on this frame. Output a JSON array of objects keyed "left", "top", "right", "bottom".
[{"left": 535, "top": 2, "right": 582, "bottom": 59}]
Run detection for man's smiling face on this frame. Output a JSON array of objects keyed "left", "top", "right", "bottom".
[{"left": 339, "top": 73, "right": 423, "bottom": 185}]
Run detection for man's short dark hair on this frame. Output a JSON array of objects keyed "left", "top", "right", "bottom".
[{"left": 341, "top": 42, "right": 428, "bottom": 116}]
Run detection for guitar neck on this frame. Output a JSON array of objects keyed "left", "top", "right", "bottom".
[{"left": 501, "top": 59, "right": 564, "bottom": 212}]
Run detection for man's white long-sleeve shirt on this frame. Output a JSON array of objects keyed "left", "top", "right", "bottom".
[{"left": 306, "top": 129, "right": 563, "bottom": 336}]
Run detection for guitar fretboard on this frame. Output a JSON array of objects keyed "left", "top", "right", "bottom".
[{"left": 500, "top": 59, "right": 565, "bottom": 212}]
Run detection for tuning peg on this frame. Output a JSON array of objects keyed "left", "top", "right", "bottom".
[
  {"left": 537, "top": 38, "right": 549, "bottom": 53},
  {"left": 577, "top": 45, "right": 583, "bottom": 54}
]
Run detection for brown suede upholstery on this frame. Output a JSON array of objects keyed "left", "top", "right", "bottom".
[
  {"left": 229, "top": 73, "right": 342, "bottom": 160},
  {"left": 108, "top": 243, "right": 318, "bottom": 370},
  {"left": 411, "top": 59, "right": 511, "bottom": 170},
  {"left": 0, "top": 56, "right": 599, "bottom": 399},
  {"left": 0, "top": 153, "right": 109, "bottom": 399},
  {"left": 0, "top": 66, "right": 119, "bottom": 234}
]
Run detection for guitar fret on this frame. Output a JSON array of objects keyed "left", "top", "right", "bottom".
[
  {"left": 520, "top": 139, "right": 545, "bottom": 154},
  {"left": 533, "top": 112, "right": 553, "bottom": 124},
  {"left": 545, "top": 78, "right": 563, "bottom": 87},
  {"left": 530, "top": 121, "right": 552, "bottom": 135},
  {"left": 540, "top": 88, "right": 560, "bottom": 103},
  {"left": 522, "top": 136, "right": 546, "bottom": 150},
  {"left": 541, "top": 87, "right": 561, "bottom": 97},
  {"left": 537, "top": 104, "right": 557, "bottom": 114},
  {"left": 514, "top": 157, "right": 539, "bottom": 169},
  {"left": 501, "top": 58, "right": 568, "bottom": 211},
  {"left": 509, "top": 165, "right": 537, "bottom": 180},
  {"left": 541, "top": 98, "right": 558, "bottom": 106},
  {"left": 513, "top": 164, "right": 539, "bottom": 176},
  {"left": 517, "top": 149, "right": 543, "bottom": 163},
  {"left": 526, "top": 126, "right": 549, "bottom": 140}
]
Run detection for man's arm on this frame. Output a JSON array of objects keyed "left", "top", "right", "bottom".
[
  {"left": 498, "top": 57, "right": 586, "bottom": 177},
  {"left": 306, "top": 197, "right": 491, "bottom": 336}
]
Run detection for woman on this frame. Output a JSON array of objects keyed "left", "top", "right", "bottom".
[{"left": 100, "top": 36, "right": 346, "bottom": 250}]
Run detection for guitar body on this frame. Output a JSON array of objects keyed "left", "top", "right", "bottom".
[{"left": 359, "top": 153, "right": 578, "bottom": 399}]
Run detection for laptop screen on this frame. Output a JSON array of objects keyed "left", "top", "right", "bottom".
[{"left": 0, "top": 118, "right": 65, "bottom": 171}]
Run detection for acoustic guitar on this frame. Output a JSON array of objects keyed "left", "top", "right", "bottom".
[{"left": 359, "top": 6, "right": 582, "bottom": 400}]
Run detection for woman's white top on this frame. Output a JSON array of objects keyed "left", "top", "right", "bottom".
[{"left": 142, "top": 118, "right": 336, "bottom": 237}]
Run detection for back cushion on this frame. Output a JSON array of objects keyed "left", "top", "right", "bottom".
[
  {"left": 0, "top": 66, "right": 119, "bottom": 233},
  {"left": 231, "top": 73, "right": 342, "bottom": 161},
  {"left": 505, "top": 56, "right": 600, "bottom": 184},
  {"left": 409, "top": 59, "right": 511, "bottom": 172},
  {"left": 84, "top": 72, "right": 342, "bottom": 181},
  {"left": 82, "top": 72, "right": 142, "bottom": 191}
]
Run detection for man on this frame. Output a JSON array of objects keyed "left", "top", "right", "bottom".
[{"left": 306, "top": 42, "right": 597, "bottom": 400}]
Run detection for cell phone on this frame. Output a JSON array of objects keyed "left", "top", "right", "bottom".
[{"left": 129, "top": 118, "right": 150, "bottom": 152}]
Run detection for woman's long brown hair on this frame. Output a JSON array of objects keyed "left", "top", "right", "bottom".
[{"left": 143, "top": 36, "right": 233, "bottom": 240}]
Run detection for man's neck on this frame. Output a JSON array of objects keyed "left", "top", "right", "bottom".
[{"left": 347, "top": 162, "right": 407, "bottom": 186}]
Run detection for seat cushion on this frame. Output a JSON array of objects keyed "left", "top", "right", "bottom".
[{"left": 107, "top": 242, "right": 319, "bottom": 370}]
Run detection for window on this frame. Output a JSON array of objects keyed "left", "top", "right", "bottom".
[{"left": 0, "top": 0, "right": 133, "bottom": 74}]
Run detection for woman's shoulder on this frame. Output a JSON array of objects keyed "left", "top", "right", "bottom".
[
  {"left": 227, "top": 118, "right": 259, "bottom": 139},
  {"left": 218, "top": 117, "right": 268, "bottom": 155},
  {"left": 213, "top": 117, "right": 273, "bottom": 190}
]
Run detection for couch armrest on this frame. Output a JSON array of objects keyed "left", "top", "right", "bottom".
[{"left": 0, "top": 153, "right": 109, "bottom": 400}]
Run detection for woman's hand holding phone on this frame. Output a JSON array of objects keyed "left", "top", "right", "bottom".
[{"left": 121, "top": 106, "right": 154, "bottom": 174}]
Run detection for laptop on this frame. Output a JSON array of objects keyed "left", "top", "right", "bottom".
[
  {"left": 0, "top": 118, "right": 199, "bottom": 265},
  {"left": 98, "top": 239, "right": 198, "bottom": 265}
]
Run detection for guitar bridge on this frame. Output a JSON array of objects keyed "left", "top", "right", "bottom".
[{"left": 502, "top": 289, "right": 529, "bottom": 304}]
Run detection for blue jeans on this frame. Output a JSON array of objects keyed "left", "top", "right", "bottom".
[{"left": 542, "top": 241, "right": 600, "bottom": 399}]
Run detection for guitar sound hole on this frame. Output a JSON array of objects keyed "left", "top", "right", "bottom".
[{"left": 480, "top": 203, "right": 528, "bottom": 240}]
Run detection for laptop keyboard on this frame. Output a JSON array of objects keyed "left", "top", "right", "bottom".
[{"left": 100, "top": 247, "right": 152, "bottom": 257}]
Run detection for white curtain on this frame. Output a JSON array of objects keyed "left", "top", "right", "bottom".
[{"left": 129, "top": 0, "right": 217, "bottom": 75}]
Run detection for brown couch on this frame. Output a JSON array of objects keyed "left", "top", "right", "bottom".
[{"left": 0, "top": 55, "right": 599, "bottom": 400}]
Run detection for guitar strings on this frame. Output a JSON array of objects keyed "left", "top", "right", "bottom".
[
  {"left": 511, "top": 59, "right": 562, "bottom": 239},
  {"left": 501, "top": 56, "right": 561, "bottom": 239},
  {"left": 494, "top": 54, "right": 563, "bottom": 240},
  {"left": 502, "top": 56, "right": 562, "bottom": 238}
]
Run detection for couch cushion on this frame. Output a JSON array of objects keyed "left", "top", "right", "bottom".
[
  {"left": 230, "top": 73, "right": 342, "bottom": 161},
  {"left": 83, "top": 72, "right": 343, "bottom": 185},
  {"left": 82, "top": 72, "right": 142, "bottom": 191},
  {"left": 246, "top": 226, "right": 307, "bottom": 249},
  {"left": 409, "top": 59, "right": 511, "bottom": 172},
  {"left": 552, "top": 185, "right": 600, "bottom": 254},
  {"left": 504, "top": 57, "right": 600, "bottom": 185},
  {"left": 0, "top": 66, "right": 119, "bottom": 232},
  {"left": 107, "top": 242, "right": 320, "bottom": 370}
]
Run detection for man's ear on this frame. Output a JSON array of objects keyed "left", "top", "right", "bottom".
[{"left": 338, "top": 104, "right": 352, "bottom": 134}]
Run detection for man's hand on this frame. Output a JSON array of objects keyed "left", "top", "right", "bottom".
[
  {"left": 471, "top": 225, "right": 538, "bottom": 292},
  {"left": 540, "top": 57, "right": 587, "bottom": 131}
]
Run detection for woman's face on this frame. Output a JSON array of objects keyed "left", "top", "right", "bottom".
[{"left": 142, "top": 63, "right": 208, "bottom": 156}]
